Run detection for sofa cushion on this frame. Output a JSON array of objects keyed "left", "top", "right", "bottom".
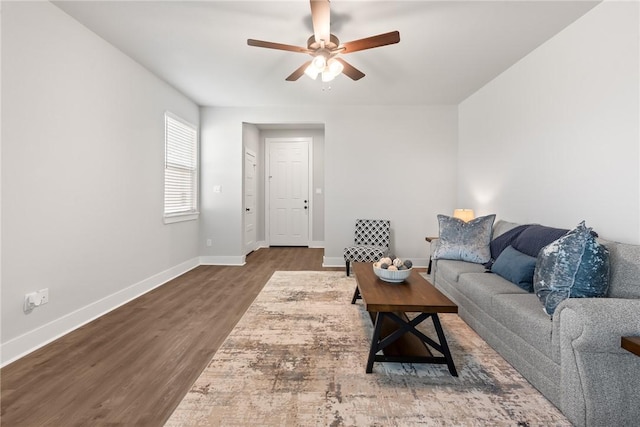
[
  {"left": 457, "top": 272, "right": 529, "bottom": 310},
  {"left": 434, "top": 259, "right": 486, "bottom": 284},
  {"left": 534, "top": 221, "right": 610, "bottom": 316},
  {"left": 491, "top": 245, "right": 537, "bottom": 292},
  {"left": 433, "top": 214, "right": 496, "bottom": 264},
  {"left": 491, "top": 293, "right": 556, "bottom": 361},
  {"left": 511, "top": 224, "right": 569, "bottom": 258}
]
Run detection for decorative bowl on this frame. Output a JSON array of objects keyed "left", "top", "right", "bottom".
[{"left": 373, "top": 266, "right": 412, "bottom": 283}]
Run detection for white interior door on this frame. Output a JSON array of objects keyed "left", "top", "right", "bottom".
[
  {"left": 244, "top": 148, "right": 257, "bottom": 254},
  {"left": 268, "top": 140, "right": 309, "bottom": 246}
]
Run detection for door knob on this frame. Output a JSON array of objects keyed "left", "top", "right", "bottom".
[{"left": 246, "top": 208, "right": 250, "bottom": 212}]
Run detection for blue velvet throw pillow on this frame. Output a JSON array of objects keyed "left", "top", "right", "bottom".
[
  {"left": 491, "top": 245, "right": 537, "bottom": 292},
  {"left": 433, "top": 214, "right": 496, "bottom": 264},
  {"left": 533, "top": 221, "right": 610, "bottom": 316}
]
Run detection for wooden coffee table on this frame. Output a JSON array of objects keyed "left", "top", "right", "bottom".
[
  {"left": 351, "top": 262, "right": 459, "bottom": 375},
  {"left": 622, "top": 337, "right": 640, "bottom": 357}
]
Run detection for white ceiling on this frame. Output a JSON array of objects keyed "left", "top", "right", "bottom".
[{"left": 53, "top": 0, "right": 600, "bottom": 107}]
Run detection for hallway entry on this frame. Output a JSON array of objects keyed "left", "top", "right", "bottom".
[{"left": 266, "top": 138, "right": 311, "bottom": 246}]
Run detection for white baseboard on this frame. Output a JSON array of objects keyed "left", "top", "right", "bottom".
[
  {"left": 0, "top": 257, "right": 200, "bottom": 367},
  {"left": 199, "top": 255, "right": 246, "bottom": 266},
  {"left": 323, "top": 256, "right": 345, "bottom": 268},
  {"left": 403, "top": 258, "right": 430, "bottom": 268}
]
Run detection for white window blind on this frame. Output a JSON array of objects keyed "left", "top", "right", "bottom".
[{"left": 164, "top": 112, "right": 198, "bottom": 221}]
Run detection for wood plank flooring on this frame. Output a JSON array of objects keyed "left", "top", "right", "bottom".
[{"left": 1, "top": 247, "right": 342, "bottom": 426}]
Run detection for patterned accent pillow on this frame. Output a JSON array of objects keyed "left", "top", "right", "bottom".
[
  {"left": 433, "top": 214, "right": 496, "bottom": 264},
  {"left": 533, "top": 221, "right": 610, "bottom": 316}
]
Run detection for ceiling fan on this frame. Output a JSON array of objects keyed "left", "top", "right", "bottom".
[{"left": 247, "top": 0, "right": 400, "bottom": 82}]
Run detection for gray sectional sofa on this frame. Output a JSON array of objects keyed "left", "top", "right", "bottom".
[{"left": 429, "top": 220, "right": 640, "bottom": 427}]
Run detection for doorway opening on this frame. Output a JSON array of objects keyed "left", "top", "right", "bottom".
[{"left": 242, "top": 123, "right": 325, "bottom": 254}]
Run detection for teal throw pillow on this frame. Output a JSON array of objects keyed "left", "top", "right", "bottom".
[
  {"left": 433, "top": 214, "right": 496, "bottom": 264},
  {"left": 533, "top": 221, "right": 610, "bottom": 316},
  {"left": 491, "top": 245, "right": 537, "bottom": 292}
]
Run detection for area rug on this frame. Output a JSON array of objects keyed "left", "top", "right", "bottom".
[{"left": 166, "top": 271, "right": 570, "bottom": 426}]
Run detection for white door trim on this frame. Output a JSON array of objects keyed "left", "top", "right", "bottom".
[
  {"left": 243, "top": 147, "right": 257, "bottom": 255},
  {"left": 265, "top": 137, "right": 313, "bottom": 246}
]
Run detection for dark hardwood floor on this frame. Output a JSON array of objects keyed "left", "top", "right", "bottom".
[{"left": 1, "top": 247, "right": 342, "bottom": 426}]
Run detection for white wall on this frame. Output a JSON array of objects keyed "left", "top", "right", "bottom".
[
  {"left": 458, "top": 1, "right": 639, "bottom": 243},
  {"left": 1, "top": 1, "right": 200, "bottom": 365},
  {"left": 199, "top": 106, "right": 458, "bottom": 267}
]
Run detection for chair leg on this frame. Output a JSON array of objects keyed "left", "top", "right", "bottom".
[{"left": 345, "top": 261, "right": 351, "bottom": 276}]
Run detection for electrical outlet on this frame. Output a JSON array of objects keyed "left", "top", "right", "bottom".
[
  {"left": 206, "top": 239, "right": 212, "bottom": 247},
  {"left": 23, "top": 288, "right": 49, "bottom": 313},
  {"left": 38, "top": 288, "right": 49, "bottom": 305}
]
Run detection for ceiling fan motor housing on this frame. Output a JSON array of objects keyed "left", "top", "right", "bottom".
[{"left": 307, "top": 34, "right": 340, "bottom": 51}]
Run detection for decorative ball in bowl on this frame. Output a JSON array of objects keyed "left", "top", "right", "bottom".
[{"left": 373, "top": 257, "right": 413, "bottom": 283}]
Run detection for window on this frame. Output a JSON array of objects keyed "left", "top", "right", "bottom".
[{"left": 164, "top": 112, "right": 198, "bottom": 223}]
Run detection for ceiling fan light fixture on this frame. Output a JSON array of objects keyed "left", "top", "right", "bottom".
[
  {"left": 311, "top": 54, "right": 326, "bottom": 71},
  {"left": 321, "top": 69, "right": 335, "bottom": 82},
  {"left": 247, "top": 0, "right": 400, "bottom": 82},
  {"left": 327, "top": 58, "right": 344, "bottom": 76},
  {"left": 304, "top": 63, "right": 320, "bottom": 80},
  {"left": 319, "top": 58, "right": 344, "bottom": 82}
]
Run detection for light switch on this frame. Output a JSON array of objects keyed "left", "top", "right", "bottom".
[{"left": 213, "top": 185, "right": 222, "bottom": 193}]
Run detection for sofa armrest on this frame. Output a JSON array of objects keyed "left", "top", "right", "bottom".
[
  {"left": 554, "top": 297, "right": 640, "bottom": 427},
  {"left": 425, "top": 236, "right": 439, "bottom": 257},
  {"left": 554, "top": 298, "right": 640, "bottom": 354}
]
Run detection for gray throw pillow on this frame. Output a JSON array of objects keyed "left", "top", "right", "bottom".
[
  {"left": 533, "top": 221, "right": 610, "bottom": 316},
  {"left": 433, "top": 214, "right": 496, "bottom": 264}
]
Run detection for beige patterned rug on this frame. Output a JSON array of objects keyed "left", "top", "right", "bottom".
[{"left": 166, "top": 271, "right": 569, "bottom": 426}]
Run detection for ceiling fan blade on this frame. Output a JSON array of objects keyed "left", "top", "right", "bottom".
[
  {"left": 247, "top": 39, "right": 311, "bottom": 54},
  {"left": 310, "top": 0, "right": 331, "bottom": 44},
  {"left": 286, "top": 61, "right": 312, "bottom": 81},
  {"left": 334, "top": 58, "right": 365, "bottom": 81},
  {"left": 341, "top": 31, "right": 400, "bottom": 54}
]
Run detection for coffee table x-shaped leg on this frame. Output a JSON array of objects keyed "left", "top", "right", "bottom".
[{"left": 366, "top": 310, "right": 458, "bottom": 376}]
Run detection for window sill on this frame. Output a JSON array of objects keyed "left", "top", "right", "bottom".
[{"left": 164, "top": 212, "right": 199, "bottom": 224}]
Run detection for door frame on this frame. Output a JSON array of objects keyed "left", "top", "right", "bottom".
[
  {"left": 243, "top": 147, "right": 257, "bottom": 255},
  {"left": 264, "top": 137, "right": 313, "bottom": 246}
]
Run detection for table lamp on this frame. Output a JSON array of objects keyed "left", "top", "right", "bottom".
[{"left": 453, "top": 209, "right": 475, "bottom": 222}]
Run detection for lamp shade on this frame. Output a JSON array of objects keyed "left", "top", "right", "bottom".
[{"left": 453, "top": 209, "right": 475, "bottom": 222}]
